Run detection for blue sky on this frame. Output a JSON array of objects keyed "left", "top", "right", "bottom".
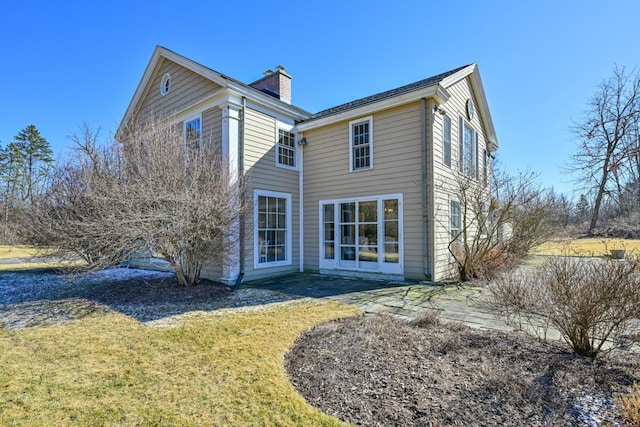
[{"left": 1, "top": 0, "right": 638, "bottom": 196}]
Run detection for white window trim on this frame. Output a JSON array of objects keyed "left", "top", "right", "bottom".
[
  {"left": 184, "top": 114, "right": 202, "bottom": 150},
  {"left": 349, "top": 116, "right": 373, "bottom": 172},
  {"left": 458, "top": 115, "right": 478, "bottom": 178},
  {"left": 275, "top": 125, "right": 298, "bottom": 171},
  {"left": 443, "top": 114, "right": 452, "bottom": 168},
  {"left": 254, "top": 189, "right": 292, "bottom": 269},
  {"left": 318, "top": 193, "right": 403, "bottom": 275},
  {"left": 160, "top": 73, "right": 171, "bottom": 96},
  {"left": 449, "top": 196, "right": 463, "bottom": 243}
]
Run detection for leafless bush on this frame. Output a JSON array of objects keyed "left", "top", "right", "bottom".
[
  {"left": 447, "top": 167, "right": 553, "bottom": 281},
  {"left": 486, "top": 255, "right": 640, "bottom": 358},
  {"left": 28, "top": 120, "right": 246, "bottom": 286}
]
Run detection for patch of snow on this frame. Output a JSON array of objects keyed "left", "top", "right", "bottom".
[{"left": 570, "top": 392, "right": 621, "bottom": 426}]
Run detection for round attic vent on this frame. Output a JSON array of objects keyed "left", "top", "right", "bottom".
[{"left": 160, "top": 73, "right": 171, "bottom": 96}]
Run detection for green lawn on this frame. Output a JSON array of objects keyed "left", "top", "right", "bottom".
[{"left": 0, "top": 300, "right": 361, "bottom": 426}]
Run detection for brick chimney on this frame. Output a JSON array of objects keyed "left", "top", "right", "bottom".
[{"left": 249, "top": 65, "right": 292, "bottom": 104}]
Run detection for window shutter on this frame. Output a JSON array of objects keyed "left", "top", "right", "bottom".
[{"left": 458, "top": 116, "right": 464, "bottom": 173}]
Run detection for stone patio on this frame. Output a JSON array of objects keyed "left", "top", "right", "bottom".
[{"left": 245, "top": 273, "right": 515, "bottom": 332}]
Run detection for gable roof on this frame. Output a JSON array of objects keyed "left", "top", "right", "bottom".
[
  {"left": 118, "top": 46, "right": 311, "bottom": 135},
  {"left": 306, "top": 65, "right": 470, "bottom": 122},
  {"left": 297, "top": 63, "right": 498, "bottom": 150}
]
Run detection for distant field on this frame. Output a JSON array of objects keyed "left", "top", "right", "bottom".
[
  {"left": 0, "top": 245, "right": 41, "bottom": 259},
  {"left": 0, "top": 246, "right": 63, "bottom": 271},
  {"left": 532, "top": 238, "right": 640, "bottom": 257}
]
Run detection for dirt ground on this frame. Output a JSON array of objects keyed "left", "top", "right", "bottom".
[{"left": 286, "top": 313, "right": 640, "bottom": 426}]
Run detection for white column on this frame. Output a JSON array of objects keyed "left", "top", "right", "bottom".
[{"left": 220, "top": 102, "right": 241, "bottom": 285}]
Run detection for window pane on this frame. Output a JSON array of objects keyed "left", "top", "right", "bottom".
[
  {"left": 341, "top": 225, "right": 355, "bottom": 244},
  {"left": 324, "top": 243, "right": 334, "bottom": 259},
  {"left": 358, "top": 201, "right": 377, "bottom": 222},
  {"left": 341, "top": 246, "right": 356, "bottom": 261},
  {"left": 324, "top": 223, "right": 335, "bottom": 241},
  {"left": 341, "top": 203, "right": 355, "bottom": 222},
  {"left": 323, "top": 204, "right": 334, "bottom": 222},
  {"left": 383, "top": 199, "right": 398, "bottom": 220},
  {"left": 384, "top": 244, "right": 399, "bottom": 263},
  {"left": 384, "top": 222, "right": 398, "bottom": 241},
  {"left": 359, "top": 246, "right": 378, "bottom": 262},
  {"left": 359, "top": 224, "right": 378, "bottom": 245}
]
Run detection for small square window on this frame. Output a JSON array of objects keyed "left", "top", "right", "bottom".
[{"left": 277, "top": 129, "right": 296, "bottom": 168}]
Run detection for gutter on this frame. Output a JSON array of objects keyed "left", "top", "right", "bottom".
[{"left": 421, "top": 98, "right": 434, "bottom": 280}]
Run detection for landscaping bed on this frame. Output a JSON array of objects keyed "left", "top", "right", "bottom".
[{"left": 287, "top": 313, "right": 640, "bottom": 426}]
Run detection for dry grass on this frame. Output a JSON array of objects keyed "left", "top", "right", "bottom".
[
  {"left": 617, "top": 383, "right": 640, "bottom": 426},
  {"left": 0, "top": 300, "right": 360, "bottom": 426},
  {"left": 0, "top": 245, "right": 41, "bottom": 259},
  {"left": 532, "top": 238, "right": 640, "bottom": 257}
]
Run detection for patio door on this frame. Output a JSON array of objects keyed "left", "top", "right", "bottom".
[{"left": 320, "top": 194, "right": 402, "bottom": 275}]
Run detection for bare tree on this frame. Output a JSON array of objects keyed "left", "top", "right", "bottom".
[
  {"left": 570, "top": 66, "right": 640, "bottom": 235},
  {"left": 446, "top": 166, "right": 552, "bottom": 281},
  {"left": 28, "top": 119, "right": 246, "bottom": 286}
]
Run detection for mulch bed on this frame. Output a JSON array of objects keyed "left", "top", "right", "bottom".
[{"left": 286, "top": 313, "right": 640, "bottom": 426}]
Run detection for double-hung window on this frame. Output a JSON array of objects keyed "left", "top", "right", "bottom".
[
  {"left": 349, "top": 117, "right": 373, "bottom": 171},
  {"left": 443, "top": 115, "right": 452, "bottom": 167},
  {"left": 255, "top": 190, "right": 291, "bottom": 268},
  {"left": 458, "top": 117, "right": 478, "bottom": 178},
  {"left": 277, "top": 129, "right": 296, "bottom": 168},
  {"left": 184, "top": 116, "right": 201, "bottom": 152},
  {"left": 450, "top": 199, "right": 462, "bottom": 243}
]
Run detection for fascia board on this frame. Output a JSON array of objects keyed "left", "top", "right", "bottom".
[{"left": 297, "top": 85, "right": 441, "bottom": 131}]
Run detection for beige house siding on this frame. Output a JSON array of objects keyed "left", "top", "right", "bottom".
[
  {"left": 201, "top": 107, "right": 223, "bottom": 153},
  {"left": 303, "top": 102, "right": 426, "bottom": 280},
  {"left": 243, "top": 107, "right": 300, "bottom": 281},
  {"left": 432, "top": 77, "right": 491, "bottom": 280},
  {"left": 136, "top": 59, "right": 222, "bottom": 122}
]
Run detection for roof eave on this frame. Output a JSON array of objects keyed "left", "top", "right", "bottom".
[{"left": 297, "top": 84, "right": 448, "bottom": 132}]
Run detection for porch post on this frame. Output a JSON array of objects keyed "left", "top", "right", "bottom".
[{"left": 220, "top": 101, "right": 241, "bottom": 285}]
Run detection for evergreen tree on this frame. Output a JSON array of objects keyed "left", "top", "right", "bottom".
[{"left": 12, "top": 124, "right": 54, "bottom": 204}]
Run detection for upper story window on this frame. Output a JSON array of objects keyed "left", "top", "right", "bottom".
[
  {"left": 459, "top": 117, "right": 478, "bottom": 178},
  {"left": 160, "top": 73, "right": 171, "bottom": 96},
  {"left": 443, "top": 115, "right": 452, "bottom": 168},
  {"left": 184, "top": 116, "right": 201, "bottom": 152},
  {"left": 277, "top": 129, "right": 296, "bottom": 169},
  {"left": 349, "top": 116, "right": 373, "bottom": 172}
]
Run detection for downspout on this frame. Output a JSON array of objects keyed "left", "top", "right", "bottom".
[
  {"left": 421, "top": 98, "right": 433, "bottom": 280},
  {"left": 298, "top": 133, "right": 304, "bottom": 273},
  {"left": 235, "top": 97, "right": 246, "bottom": 288}
]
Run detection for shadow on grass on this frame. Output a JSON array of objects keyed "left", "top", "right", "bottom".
[{"left": 0, "top": 269, "right": 418, "bottom": 329}]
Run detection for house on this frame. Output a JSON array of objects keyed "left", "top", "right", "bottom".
[{"left": 118, "top": 46, "right": 498, "bottom": 284}]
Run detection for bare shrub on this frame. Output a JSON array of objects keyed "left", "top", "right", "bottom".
[
  {"left": 446, "top": 167, "right": 553, "bottom": 281},
  {"left": 617, "top": 382, "right": 640, "bottom": 425},
  {"left": 409, "top": 310, "right": 441, "bottom": 328},
  {"left": 28, "top": 120, "right": 246, "bottom": 286},
  {"left": 486, "top": 255, "right": 640, "bottom": 358}
]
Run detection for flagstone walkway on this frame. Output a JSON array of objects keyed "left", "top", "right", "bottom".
[{"left": 245, "top": 273, "right": 515, "bottom": 332}]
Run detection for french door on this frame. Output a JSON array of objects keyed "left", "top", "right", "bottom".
[{"left": 320, "top": 194, "right": 402, "bottom": 275}]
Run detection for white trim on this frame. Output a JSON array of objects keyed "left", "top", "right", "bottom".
[
  {"left": 275, "top": 126, "right": 298, "bottom": 171},
  {"left": 254, "top": 190, "right": 293, "bottom": 269},
  {"left": 298, "top": 136, "right": 304, "bottom": 273},
  {"left": 160, "top": 73, "right": 171, "bottom": 96},
  {"left": 297, "top": 85, "right": 446, "bottom": 131},
  {"left": 318, "top": 193, "right": 403, "bottom": 276},
  {"left": 349, "top": 116, "right": 374, "bottom": 172}
]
